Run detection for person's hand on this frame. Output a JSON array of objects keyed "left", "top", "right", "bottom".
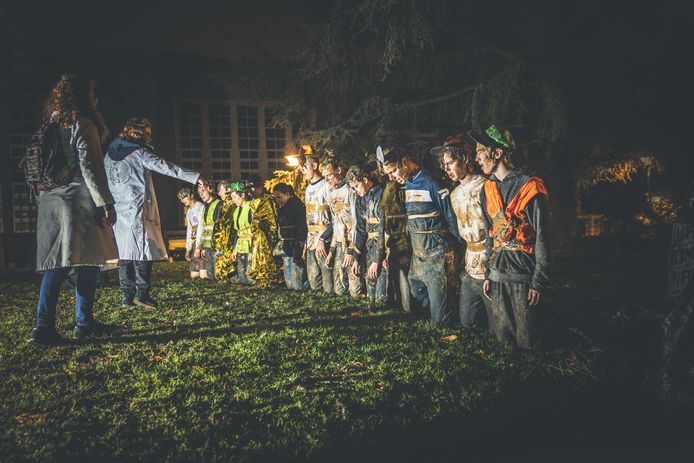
[
  {"left": 302, "top": 243, "right": 307, "bottom": 261},
  {"left": 351, "top": 261, "right": 360, "bottom": 277},
  {"left": 483, "top": 279, "right": 492, "bottom": 301},
  {"left": 231, "top": 250, "right": 237, "bottom": 260},
  {"left": 102, "top": 208, "right": 116, "bottom": 228},
  {"left": 316, "top": 239, "right": 328, "bottom": 259},
  {"left": 325, "top": 251, "right": 334, "bottom": 269},
  {"left": 343, "top": 254, "right": 354, "bottom": 268},
  {"left": 527, "top": 288, "right": 541, "bottom": 306},
  {"left": 185, "top": 250, "right": 191, "bottom": 261},
  {"left": 201, "top": 249, "right": 207, "bottom": 258},
  {"left": 382, "top": 258, "right": 389, "bottom": 270},
  {"left": 248, "top": 252, "right": 254, "bottom": 263},
  {"left": 367, "top": 262, "right": 379, "bottom": 280},
  {"left": 398, "top": 255, "right": 410, "bottom": 269},
  {"left": 193, "top": 248, "right": 201, "bottom": 259}
]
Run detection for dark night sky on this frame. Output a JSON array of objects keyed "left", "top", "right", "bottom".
[{"left": 6, "top": 0, "right": 306, "bottom": 59}]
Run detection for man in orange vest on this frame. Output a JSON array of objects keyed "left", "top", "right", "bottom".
[{"left": 470, "top": 125, "right": 550, "bottom": 349}]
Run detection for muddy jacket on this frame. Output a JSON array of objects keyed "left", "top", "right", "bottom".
[
  {"left": 185, "top": 201, "right": 205, "bottom": 252},
  {"left": 404, "top": 169, "right": 461, "bottom": 257},
  {"left": 480, "top": 169, "right": 550, "bottom": 290},
  {"left": 326, "top": 180, "right": 357, "bottom": 252},
  {"left": 350, "top": 183, "right": 386, "bottom": 266},
  {"left": 305, "top": 177, "right": 333, "bottom": 251},
  {"left": 381, "top": 181, "right": 410, "bottom": 259},
  {"left": 105, "top": 139, "right": 200, "bottom": 261}
]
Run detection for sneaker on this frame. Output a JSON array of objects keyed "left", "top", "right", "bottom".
[
  {"left": 133, "top": 295, "right": 158, "bottom": 309},
  {"left": 73, "top": 321, "right": 119, "bottom": 340},
  {"left": 29, "top": 326, "right": 66, "bottom": 346}
]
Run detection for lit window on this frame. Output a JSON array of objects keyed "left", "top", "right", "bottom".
[
  {"left": 209, "top": 104, "right": 232, "bottom": 180},
  {"left": 237, "top": 105, "right": 259, "bottom": 175},
  {"left": 12, "top": 183, "right": 36, "bottom": 233},
  {"left": 8, "top": 95, "right": 40, "bottom": 175},
  {"left": 178, "top": 103, "right": 203, "bottom": 171},
  {"left": 265, "top": 107, "right": 287, "bottom": 171}
]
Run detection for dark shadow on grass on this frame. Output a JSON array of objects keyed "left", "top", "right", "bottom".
[{"left": 82, "top": 310, "right": 419, "bottom": 346}]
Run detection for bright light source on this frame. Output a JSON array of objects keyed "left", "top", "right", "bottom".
[{"left": 285, "top": 155, "right": 300, "bottom": 167}]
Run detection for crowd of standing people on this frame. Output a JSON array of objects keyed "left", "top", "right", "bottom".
[{"left": 28, "top": 74, "right": 550, "bottom": 352}]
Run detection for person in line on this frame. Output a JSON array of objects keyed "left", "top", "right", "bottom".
[
  {"left": 471, "top": 125, "right": 550, "bottom": 350},
  {"left": 433, "top": 135, "right": 492, "bottom": 330},
  {"left": 197, "top": 179, "right": 222, "bottom": 280},
  {"left": 105, "top": 117, "right": 201, "bottom": 309},
  {"left": 30, "top": 74, "right": 119, "bottom": 345},
  {"left": 321, "top": 157, "right": 363, "bottom": 298},
  {"left": 213, "top": 180, "right": 238, "bottom": 282},
  {"left": 245, "top": 174, "right": 283, "bottom": 288},
  {"left": 228, "top": 182, "right": 254, "bottom": 285},
  {"left": 346, "top": 165, "right": 388, "bottom": 304},
  {"left": 273, "top": 183, "right": 308, "bottom": 291},
  {"left": 376, "top": 148, "right": 412, "bottom": 312},
  {"left": 299, "top": 148, "right": 334, "bottom": 293},
  {"left": 380, "top": 147, "right": 461, "bottom": 324},
  {"left": 177, "top": 186, "right": 204, "bottom": 279}
]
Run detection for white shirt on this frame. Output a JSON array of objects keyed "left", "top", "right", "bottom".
[
  {"left": 450, "top": 175, "right": 487, "bottom": 279},
  {"left": 185, "top": 201, "right": 205, "bottom": 251}
]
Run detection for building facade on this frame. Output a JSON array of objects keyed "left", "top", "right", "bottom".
[{"left": 0, "top": 51, "right": 292, "bottom": 269}]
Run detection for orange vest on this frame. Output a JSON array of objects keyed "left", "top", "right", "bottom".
[{"left": 484, "top": 177, "right": 548, "bottom": 254}]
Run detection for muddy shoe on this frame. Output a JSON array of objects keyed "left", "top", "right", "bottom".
[
  {"left": 29, "top": 326, "right": 66, "bottom": 346},
  {"left": 133, "top": 295, "right": 158, "bottom": 309},
  {"left": 73, "top": 321, "right": 119, "bottom": 340}
]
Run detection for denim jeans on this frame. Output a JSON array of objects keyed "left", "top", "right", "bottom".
[
  {"left": 306, "top": 249, "right": 333, "bottom": 293},
  {"left": 36, "top": 266, "right": 98, "bottom": 328},
  {"left": 459, "top": 273, "right": 492, "bottom": 330},
  {"left": 366, "top": 265, "right": 388, "bottom": 303},
  {"left": 387, "top": 254, "right": 412, "bottom": 312},
  {"left": 333, "top": 245, "right": 363, "bottom": 298},
  {"left": 408, "top": 245, "right": 452, "bottom": 324},
  {"left": 235, "top": 253, "right": 255, "bottom": 285},
  {"left": 119, "top": 260, "right": 153, "bottom": 300},
  {"left": 283, "top": 257, "right": 306, "bottom": 290}
]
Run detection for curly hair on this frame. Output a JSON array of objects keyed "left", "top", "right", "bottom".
[
  {"left": 345, "top": 165, "right": 370, "bottom": 184},
  {"left": 116, "top": 117, "right": 152, "bottom": 146},
  {"left": 177, "top": 186, "right": 196, "bottom": 200},
  {"left": 43, "top": 74, "right": 110, "bottom": 143}
]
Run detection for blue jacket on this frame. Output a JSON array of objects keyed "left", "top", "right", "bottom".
[
  {"left": 350, "top": 183, "right": 386, "bottom": 265},
  {"left": 404, "top": 169, "right": 461, "bottom": 256}
]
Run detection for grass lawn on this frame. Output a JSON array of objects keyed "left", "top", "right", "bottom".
[{"left": 1, "top": 262, "right": 569, "bottom": 462}]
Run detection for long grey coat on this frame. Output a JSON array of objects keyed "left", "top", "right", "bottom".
[
  {"left": 104, "top": 140, "right": 199, "bottom": 261},
  {"left": 36, "top": 117, "right": 119, "bottom": 271}
]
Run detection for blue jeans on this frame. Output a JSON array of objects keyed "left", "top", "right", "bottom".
[
  {"left": 236, "top": 253, "right": 254, "bottom": 285},
  {"left": 408, "top": 245, "right": 452, "bottom": 324},
  {"left": 119, "top": 260, "right": 153, "bottom": 300},
  {"left": 283, "top": 257, "right": 306, "bottom": 290},
  {"left": 306, "top": 249, "right": 333, "bottom": 293},
  {"left": 333, "top": 245, "right": 363, "bottom": 297},
  {"left": 459, "top": 273, "right": 492, "bottom": 329},
  {"left": 37, "top": 266, "right": 98, "bottom": 328},
  {"left": 366, "top": 264, "right": 388, "bottom": 303}
]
